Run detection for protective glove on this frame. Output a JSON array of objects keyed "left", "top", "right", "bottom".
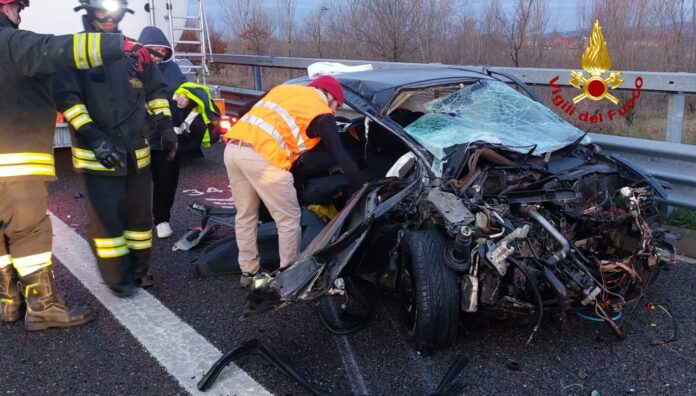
[
  {"left": 80, "top": 126, "right": 126, "bottom": 169},
  {"left": 93, "top": 139, "right": 127, "bottom": 169},
  {"left": 123, "top": 39, "right": 152, "bottom": 73},
  {"left": 161, "top": 126, "right": 178, "bottom": 162}
]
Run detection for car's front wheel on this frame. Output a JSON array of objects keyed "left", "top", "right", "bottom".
[{"left": 398, "top": 229, "right": 460, "bottom": 352}]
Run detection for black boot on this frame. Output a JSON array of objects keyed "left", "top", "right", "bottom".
[
  {"left": 19, "top": 268, "right": 96, "bottom": 331},
  {"left": 0, "top": 265, "right": 21, "bottom": 323}
]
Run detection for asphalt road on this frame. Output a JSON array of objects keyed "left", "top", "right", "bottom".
[{"left": 2, "top": 143, "right": 695, "bottom": 395}]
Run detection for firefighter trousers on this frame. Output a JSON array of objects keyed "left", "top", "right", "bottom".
[
  {"left": 81, "top": 164, "right": 153, "bottom": 288},
  {"left": 0, "top": 181, "right": 53, "bottom": 277}
]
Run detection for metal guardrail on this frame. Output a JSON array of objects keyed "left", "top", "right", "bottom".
[
  {"left": 205, "top": 54, "right": 696, "bottom": 210},
  {"left": 210, "top": 54, "right": 696, "bottom": 145}
]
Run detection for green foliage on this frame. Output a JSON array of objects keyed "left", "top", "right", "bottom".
[{"left": 668, "top": 208, "right": 696, "bottom": 230}]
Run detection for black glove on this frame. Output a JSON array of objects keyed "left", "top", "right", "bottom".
[
  {"left": 160, "top": 126, "right": 178, "bottom": 162},
  {"left": 81, "top": 126, "right": 126, "bottom": 169}
]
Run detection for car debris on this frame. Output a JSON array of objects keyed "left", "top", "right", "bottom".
[{"left": 198, "top": 67, "right": 678, "bottom": 352}]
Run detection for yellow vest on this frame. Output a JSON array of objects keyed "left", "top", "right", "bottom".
[{"left": 224, "top": 85, "right": 331, "bottom": 170}]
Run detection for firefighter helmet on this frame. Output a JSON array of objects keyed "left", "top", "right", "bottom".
[
  {"left": 0, "top": 0, "right": 29, "bottom": 10},
  {"left": 74, "top": 0, "right": 133, "bottom": 22}
]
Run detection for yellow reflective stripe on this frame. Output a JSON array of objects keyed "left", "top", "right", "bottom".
[
  {"left": 0, "top": 165, "right": 55, "bottom": 177},
  {"left": 124, "top": 230, "right": 152, "bottom": 241},
  {"left": 0, "top": 255, "right": 12, "bottom": 267},
  {"left": 152, "top": 107, "right": 172, "bottom": 117},
  {"left": 145, "top": 104, "right": 154, "bottom": 115},
  {"left": 12, "top": 252, "right": 52, "bottom": 267},
  {"left": 88, "top": 33, "right": 103, "bottom": 67},
  {"left": 135, "top": 147, "right": 151, "bottom": 169},
  {"left": 71, "top": 157, "right": 116, "bottom": 172},
  {"left": 0, "top": 153, "right": 53, "bottom": 165},
  {"left": 70, "top": 114, "right": 94, "bottom": 130},
  {"left": 127, "top": 240, "right": 152, "bottom": 250},
  {"left": 93, "top": 236, "right": 127, "bottom": 248},
  {"left": 137, "top": 157, "right": 151, "bottom": 169},
  {"left": 63, "top": 104, "right": 88, "bottom": 121},
  {"left": 96, "top": 246, "right": 130, "bottom": 258},
  {"left": 147, "top": 99, "right": 169, "bottom": 109},
  {"left": 71, "top": 147, "right": 96, "bottom": 160},
  {"left": 135, "top": 147, "right": 150, "bottom": 159},
  {"left": 73, "top": 33, "right": 89, "bottom": 70}
]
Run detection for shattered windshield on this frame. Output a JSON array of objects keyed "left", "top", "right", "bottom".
[{"left": 403, "top": 80, "right": 586, "bottom": 162}]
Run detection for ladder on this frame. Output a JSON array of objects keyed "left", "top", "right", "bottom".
[{"left": 164, "top": 0, "right": 213, "bottom": 83}]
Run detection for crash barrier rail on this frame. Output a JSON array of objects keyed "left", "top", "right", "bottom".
[{"left": 203, "top": 54, "right": 696, "bottom": 210}]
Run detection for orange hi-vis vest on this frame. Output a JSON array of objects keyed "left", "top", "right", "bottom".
[{"left": 224, "top": 85, "right": 332, "bottom": 170}]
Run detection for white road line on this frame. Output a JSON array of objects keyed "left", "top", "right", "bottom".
[{"left": 50, "top": 213, "right": 270, "bottom": 396}]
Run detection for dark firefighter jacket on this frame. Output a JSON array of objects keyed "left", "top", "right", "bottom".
[
  {"left": 138, "top": 26, "right": 220, "bottom": 152},
  {"left": 52, "top": 19, "right": 172, "bottom": 176},
  {"left": 0, "top": 14, "right": 124, "bottom": 182}
]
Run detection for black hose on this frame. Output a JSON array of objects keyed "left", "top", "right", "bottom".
[
  {"left": 508, "top": 257, "right": 544, "bottom": 344},
  {"left": 538, "top": 261, "right": 570, "bottom": 309}
]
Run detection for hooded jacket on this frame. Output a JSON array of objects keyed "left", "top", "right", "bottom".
[
  {"left": 138, "top": 26, "right": 220, "bottom": 152},
  {"left": 0, "top": 13, "right": 124, "bottom": 181},
  {"left": 51, "top": 18, "right": 173, "bottom": 176}
]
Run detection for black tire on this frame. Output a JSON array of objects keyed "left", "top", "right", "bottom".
[{"left": 398, "top": 229, "right": 460, "bottom": 352}]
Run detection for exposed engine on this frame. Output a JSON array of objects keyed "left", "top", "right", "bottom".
[{"left": 413, "top": 143, "right": 677, "bottom": 340}]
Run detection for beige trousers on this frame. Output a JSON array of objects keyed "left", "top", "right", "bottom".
[{"left": 223, "top": 142, "right": 302, "bottom": 274}]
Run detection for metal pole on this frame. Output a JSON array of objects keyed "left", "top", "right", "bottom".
[
  {"left": 166, "top": 1, "right": 176, "bottom": 61},
  {"left": 148, "top": 0, "right": 156, "bottom": 26},
  {"left": 665, "top": 93, "right": 686, "bottom": 143},
  {"left": 253, "top": 66, "right": 263, "bottom": 91}
]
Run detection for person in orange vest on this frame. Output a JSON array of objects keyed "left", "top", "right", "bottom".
[{"left": 224, "top": 75, "right": 364, "bottom": 287}]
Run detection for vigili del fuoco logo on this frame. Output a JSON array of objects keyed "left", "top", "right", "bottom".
[{"left": 548, "top": 20, "right": 643, "bottom": 124}]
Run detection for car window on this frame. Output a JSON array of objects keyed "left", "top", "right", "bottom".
[{"left": 403, "top": 80, "right": 587, "bottom": 162}]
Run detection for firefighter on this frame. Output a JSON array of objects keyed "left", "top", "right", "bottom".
[
  {"left": 53, "top": 0, "right": 178, "bottom": 298},
  {"left": 224, "top": 75, "right": 364, "bottom": 287},
  {"left": 0, "top": 0, "right": 153, "bottom": 329}
]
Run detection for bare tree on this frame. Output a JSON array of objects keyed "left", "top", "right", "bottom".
[
  {"left": 303, "top": 5, "right": 329, "bottom": 58},
  {"left": 494, "top": 0, "right": 548, "bottom": 67},
  {"left": 414, "top": 0, "right": 456, "bottom": 62},
  {"left": 276, "top": 0, "right": 296, "bottom": 57},
  {"left": 339, "top": 0, "right": 422, "bottom": 62},
  {"left": 219, "top": 0, "right": 272, "bottom": 54}
]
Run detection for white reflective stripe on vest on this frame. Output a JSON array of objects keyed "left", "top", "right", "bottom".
[
  {"left": 256, "top": 100, "right": 306, "bottom": 152},
  {"left": 238, "top": 114, "right": 292, "bottom": 158}
]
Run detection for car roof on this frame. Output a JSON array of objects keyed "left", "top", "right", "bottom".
[{"left": 291, "top": 67, "right": 493, "bottom": 112}]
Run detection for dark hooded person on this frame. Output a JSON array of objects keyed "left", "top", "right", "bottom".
[
  {"left": 0, "top": 0, "right": 151, "bottom": 329},
  {"left": 52, "top": 0, "right": 177, "bottom": 297},
  {"left": 138, "top": 26, "right": 221, "bottom": 239}
]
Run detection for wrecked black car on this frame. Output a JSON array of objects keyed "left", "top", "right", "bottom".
[{"left": 235, "top": 67, "right": 678, "bottom": 352}]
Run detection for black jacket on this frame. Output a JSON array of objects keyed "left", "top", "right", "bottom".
[
  {"left": 138, "top": 26, "right": 219, "bottom": 153},
  {"left": 52, "top": 20, "right": 172, "bottom": 176},
  {"left": 0, "top": 14, "right": 124, "bottom": 182}
]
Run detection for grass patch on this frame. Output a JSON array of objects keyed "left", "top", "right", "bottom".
[{"left": 668, "top": 207, "right": 696, "bottom": 230}]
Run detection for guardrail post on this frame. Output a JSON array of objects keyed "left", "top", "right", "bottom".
[
  {"left": 253, "top": 66, "right": 263, "bottom": 91},
  {"left": 665, "top": 93, "right": 685, "bottom": 143}
]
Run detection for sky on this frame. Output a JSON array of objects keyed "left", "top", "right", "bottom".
[{"left": 203, "top": 0, "right": 585, "bottom": 33}]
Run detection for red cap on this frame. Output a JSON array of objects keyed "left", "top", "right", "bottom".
[
  {"left": 309, "top": 75, "right": 344, "bottom": 106},
  {"left": 0, "top": 0, "right": 28, "bottom": 8}
]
